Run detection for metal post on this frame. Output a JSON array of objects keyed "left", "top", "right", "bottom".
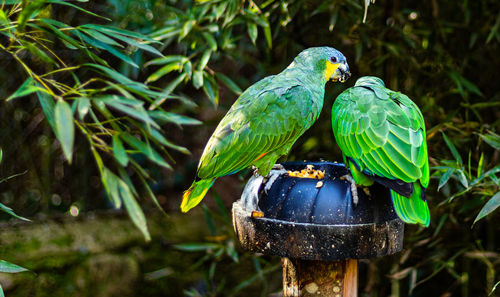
[{"left": 282, "top": 258, "right": 358, "bottom": 297}]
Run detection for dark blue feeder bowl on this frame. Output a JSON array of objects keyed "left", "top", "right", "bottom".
[{"left": 232, "top": 161, "right": 404, "bottom": 260}]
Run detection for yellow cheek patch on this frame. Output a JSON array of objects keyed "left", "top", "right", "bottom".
[{"left": 324, "top": 60, "right": 340, "bottom": 80}]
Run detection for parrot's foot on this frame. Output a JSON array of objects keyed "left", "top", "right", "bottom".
[
  {"left": 341, "top": 174, "right": 359, "bottom": 206},
  {"left": 251, "top": 165, "right": 259, "bottom": 177},
  {"left": 272, "top": 164, "right": 285, "bottom": 170},
  {"left": 263, "top": 167, "right": 288, "bottom": 194},
  {"left": 363, "top": 187, "right": 371, "bottom": 196}
]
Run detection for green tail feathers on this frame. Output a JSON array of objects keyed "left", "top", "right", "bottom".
[
  {"left": 181, "top": 178, "right": 215, "bottom": 213},
  {"left": 391, "top": 183, "right": 430, "bottom": 227}
]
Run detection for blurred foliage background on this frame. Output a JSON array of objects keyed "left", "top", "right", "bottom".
[{"left": 0, "top": 0, "right": 499, "bottom": 296}]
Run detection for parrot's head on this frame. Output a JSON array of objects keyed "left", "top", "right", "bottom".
[
  {"left": 293, "top": 47, "right": 350, "bottom": 83},
  {"left": 354, "top": 76, "right": 385, "bottom": 87}
]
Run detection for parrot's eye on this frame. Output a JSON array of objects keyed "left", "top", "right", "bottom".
[{"left": 330, "top": 57, "right": 337, "bottom": 63}]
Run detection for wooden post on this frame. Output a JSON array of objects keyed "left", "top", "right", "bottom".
[{"left": 282, "top": 258, "right": 358, "bottom": 297}]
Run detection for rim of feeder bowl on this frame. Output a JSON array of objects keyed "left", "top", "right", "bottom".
[{"left": 232, "top": 161, "right": 405, "bottom": 261}]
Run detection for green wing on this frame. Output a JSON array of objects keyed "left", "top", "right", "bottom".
[
  {"left": 198, "top": 80, "right": 319, "bottom": 179},
  {"left": 332, "top": 85, "right": 429, "bottom": 187}
]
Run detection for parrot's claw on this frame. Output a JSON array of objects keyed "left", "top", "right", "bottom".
[
  {"left": 363, "top": 187, "right": 371, "bottom": 196},
  {"left": 341, "top": 173, "right": 359, "bottom": 206},
  {"left": 272, "top": 164, "right": 285, "bottom": 170},
  {"left": 263, "top": 166, "right": 288, "bottom": 194},
  {"left": 251, "top": 165, "right": 259, "bottom": 177}
]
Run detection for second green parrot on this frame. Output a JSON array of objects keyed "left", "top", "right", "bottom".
[
  {"left": 182, "top": 47, "right": 350, "bottom": 212},
  {"left": 331, "top": 76, "right": 430, "bottom": 227}
]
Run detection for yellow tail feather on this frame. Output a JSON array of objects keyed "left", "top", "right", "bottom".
[{"left": 181, "top": 178, "right": 215, "bottom": 213}]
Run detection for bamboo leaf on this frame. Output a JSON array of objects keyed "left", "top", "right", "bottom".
[
  {"left": 247, "top": 22, "right": 257, "bottom": 44},
  {"left": 81, "top": 24, "right": 159, "bottom": 42},
  {"left": 7, "top": 78, "right": 45, "bottom": 101},
  {"left": 47, "top": 0, "right": 110, "bottom": 20},
  {"left": 202, "top": 32, "right": 217, "bottom": 51},
  {"left": 118, "top": 179, "right": 151, "bottom": 241},
  {"left": 438, "top": 169, "right": 454, "bottom": 191},
  {"left": 112, "top": 135, "right": 128, "bottom": 166},
  {"left": 442, "top": 132, "right": 462, "bottom": 165},
  {"left": 149, "top": 73, "right": 187, "bottom": 110},
  {"left": 101, "top": 167, "right": 121, "bottom": 208},
  {"left": 173, "top": 243, "right": 220, "bottom": 252},
  {"left": 0, "top": 260, "right": 28, "bottom": 273},
  {"left": 77, "top": 31, "right": 138, "bottom": 68},
  {"left": 0, "top": 202, "right": 30, "bottom": 221},
  {"left": 77, "top": 97, "right": 90, "bottom": 120},
  {"left": 192, "top": 70, "right": 204, "bottom": 89},
  {"left": 120, "top": 134, "right": 172, "bottom": 169},
  {"left": 480, "top": 132, "right": 500, "bottom": 150},
  {"left": 474, "top": 191, "right": 500, "bottom": 224},
  {"left": 202, "top": 73, "right": 219, "bottom": 106},
  {"left": 37, "top": 92, "right": 56, "bottom": 131},
  {"left": 216, "top": 72, "right": 242, "bottom": 95},
  {"left": 101, "top": 95, "right": 159, "bottom": 129},
  {"left": 146, "top": 63, "right": 181, "bottom": 84},
  {"left": 198, "top": 50, "right": 212, "bottom": 70},
  {"left": 54, "top": 100, "right": 75, "bottom": 163}
]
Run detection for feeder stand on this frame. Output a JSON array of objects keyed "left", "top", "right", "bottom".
[{"left": 232, "top": 162, "right": 404, "bottom": 296}]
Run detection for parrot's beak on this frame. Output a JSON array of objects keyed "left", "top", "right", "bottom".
[{"left": 330, "top": 62, "right": 351, "bottom": 83}]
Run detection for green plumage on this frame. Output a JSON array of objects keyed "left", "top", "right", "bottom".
[
  {"left": 182, "top": 47, "right": 350, "bottom": 212},
  {"left": 332, "top": 76, "right": 430, "bottom": 227}
]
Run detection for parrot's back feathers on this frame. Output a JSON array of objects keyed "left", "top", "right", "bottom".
[{"left": 333, "top": 76, "right": 430, "bottom": 226}]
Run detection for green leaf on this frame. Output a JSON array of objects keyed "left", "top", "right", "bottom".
[
  {"left": 79, "top": 28, "right": 123, "bottom": 47},
  {"left": 457, "top": 170, "right": 469, "bottom": 188},
  {"left": 47, "top": 0, "right": 110, "bottom": 19},
  {"left": 37, "top": 91, "right": 56, "bottom": 127},
  {"left": 202, "top": 73, "right": 219, "bottom": 106},
  {"left": 118, "top": 179, "right": 151, "bottom": 241},
  {"left": 101, "top": 167, "right": 121, "bottom": 208},
  {"left": 54, "top": 100, "right": 75, "bottom": 163},
  {"left": 146, "top": 63, "right": 181, "bottom": 84},
  {"left": 173, "top": 243, "right": 220, "bottom": 252},
  {"left": 198, "top": 50, "right": 212, "bottom": 70},
  {"left": 83, "top": 26, "right": 164, "bottom": 56},
  {"left": 477, "top": 152, "right": 484, "bottom": 178},
  {"left": 112, "top": 135, "right": 128, "bottom": 166},
  {"left": 438, "top": 169, "right": 454, "bottom": 191},
  {"left": 0, "top": 260, "right": 28, "bottom": 273},
  {"left": 7, "top": 78, "right": 44, "bottom": 101},
  {"left": 24, "top": 41, "right": 57, "bottom": 65},
  {"left": 442, "top": 132, "right": 462, "bottom": 165},
  {"left": 480, "top": 132, "right": 500, "bottom": 150},
  {"left": 145, "top": 55, "right": 188, "bottom": 67},
  {"left": 216, "top": 72, "right": 242, "bottom": 95},
  {"left": 149, "top": 111, "right": 202, "bottom": 125},
  {"left": 192, "top": 70, "right": 204, "bottom": 89},
  {"left": 77, "top": 97, "right": 90, "bottom": 120},
  {"left": 247, "top": 22, "right": 258, "bottom": 44},
  {"left": 149, "top": 73, "right": 187, "bottom": 110},
  {"left": 120, "top": 134, "right": 172, "bottom": 169},
  {"left": 180, "top": 20, "right": 196, "bottom": 39},
  {"left": 262, "top": 18, "right": 272, "bottom": 48},
  {"left": 0, "top": 149, "right": 2, "bottom": 164},
  {"left": 139, "top": 124, "right": 190, "bottom": 154},
  {"left": 81, "top": 24, "right": 158, "bottom": 42},
  {"left": 474, "top": 191, "right": 500, "bottom": 224},
  {"left": 202, "top": 32, "right": 217, "bottom": 51},
  {"left": 77, "top": 31, "right": 138, "bottom": 68},
  {"left": 0, "top": 202, "right": 30, "bottom": 221}
]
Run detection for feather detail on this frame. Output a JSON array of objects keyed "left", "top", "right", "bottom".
[{"left": 181, "top": 178, "right": 215, "bottom": 213}]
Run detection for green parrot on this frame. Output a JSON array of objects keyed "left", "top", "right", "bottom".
[
  {"left": 182, "top": 47, "right": 351, "bottom": 212},
  {"left": 331, "top": 76, "right": 430, "bottom": 227}
]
